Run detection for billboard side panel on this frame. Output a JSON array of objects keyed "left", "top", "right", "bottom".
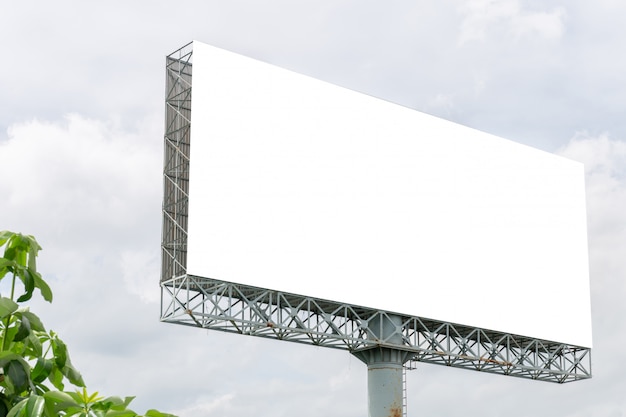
[{"left": 187, "top": 41, "right": 592, "bottom": 347}]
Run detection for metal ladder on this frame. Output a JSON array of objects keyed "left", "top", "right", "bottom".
[{"left": 402, "top": 366, "right": 408, "bottom": 417}]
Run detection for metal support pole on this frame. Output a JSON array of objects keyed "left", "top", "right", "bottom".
[
  {"left": 367, "top": 349, "right": 405, "bottom": 417},
  {"left": 353, "top": 314, "right": 412, "bottom": 417}
]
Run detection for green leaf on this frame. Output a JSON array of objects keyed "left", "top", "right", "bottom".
[
  {"left": 145, "top": 410, "right": 177, "bottom": 417},
  {"left": 6, "top": 398, "right": 27, "bottom": 417},
  {"left": 31, "top": 358, "right": 53, "bottom": 383},
  {"left": 77, "top": 388, "right": 102, "bottom": 405},
  {"left": 47, "top": 366, "right": 64, "bottom": 391},
  {"left": 24, "top": 396, "right": 44, "bottom": 417},
  {"left": 66, "top": 390, "right": 83, "bottom": 404},
  {"left": 20, "top": 311, "right": 46, "bottom": 332},
  {"left": 51, "top": 337, "right": 67, "bottom": 369},
  {"left": 16, "top": 269, "right": 34, "bottom": 303},
  {"left": 98, "top": 397, "right": 134, "bottom": 412},
  {"left": 43, "top": 390, "right": 79, "bottom": 416},
  {"left": 34, "top": 383, "right": 50, "bottom": 396},
  {"left": 0, "top": 258, "right": 16, "bottom": 279},
  {"left": 3, "top": 326, "right": 19, "bottom": 349},
  {"left": 13, "top": 315, "right": 31, "bottom": 342},
  {"left": 43, "top": 390, "right": 78, "bottom": 406},
  {"left": 4, "top": 360, "right": 30, "bottom": 394},
  {"left": 0, "top": 230, "right": 13, "bottom": 247},
  {"left": 0, "top": 351, "right": 29, "bottom": 367},
  {"left": 62, "top": 362, "right": 85, "bottom": 387},
  {"left": 61, "top": 407, "right": 83, "bottom": 417},
  {"left": 25, "top": 332, "right": 43, "bottom": 358},
  {"left": 50, "top": 336, "right": 85, "bottom": 386},
  {"left": 32, "top": 272, "right": 53, "bottom": 303},
  {"left": 104, "top": 411, "right": 137, "bottom": 417},
  {"left": 0, "top": 298, "right": 19, "bottom": 319},
  {"left": 0, "top": 399, "right": 8, "bottom": 417},
  {"left": 4, "top": 247, "right": 16, "bottom": 262},
  {"left": 26, "top": 236, "right": 41, "bottom": 272},
  {"left": 15, "top": 250, "right": 26, "bottom": 271}
]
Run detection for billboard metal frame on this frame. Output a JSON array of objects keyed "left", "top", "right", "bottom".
[
  {"left": 160, "top": 42, "right": 591, "bottom": 386},
  {"left": 161, "top": 42, "right": 192, "bottom": 285},
  {"left": 161, "top": 275, "right": 591, "bottom": 384}
]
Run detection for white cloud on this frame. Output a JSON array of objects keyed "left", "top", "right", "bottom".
[
  {"left": 558, "top": 133, "right": 626, "bottom": 241},
  {"left": 1, "top": 113, "right": 169, "bottom": 391},
  {"left": 1, "top": 113, "right": 162, "bottom": 277},
  {"left": 457, "top": 0, "right": 566, "bottom": 45},
  {"left": 1, "top": 113, "right": 174, "bottom": 409},
  {"left": 172, "top": 393, "right": 236, "bottom": 415},
  {"left": 559, "top": 132, "right": 626, "bottom": 178},
  {"left": 510, "top": 7, "right": 566, "bottom": 40},
  {"left": 426, "top": 93, "right": 456, "bottom": 117},
  {"left": 121, "top": 249, "right": 161, "bottom": 303}
]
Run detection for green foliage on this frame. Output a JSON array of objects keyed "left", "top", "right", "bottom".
[{"left": 0, "top": 231, "right": 176, "bottom": 417}]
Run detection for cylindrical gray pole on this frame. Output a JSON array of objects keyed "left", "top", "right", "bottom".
[
  {"left": 352, "top": 314, "right": 411, "bottom": 417},
  {"left": 368, "top": 360, "right": 404, "bottom": 417}
]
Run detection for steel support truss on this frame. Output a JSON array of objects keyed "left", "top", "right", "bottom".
[
  {"left": 161, "top": 42, "right": 192, "bottom": 284},
  {"left": 160, "top": 42, "right": 591, "bottom": 386},
  {"left": 161, "top": 275, "right": 591, "bottom": 383}
]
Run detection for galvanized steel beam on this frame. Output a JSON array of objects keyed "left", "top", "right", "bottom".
[{"left": 160, "top": 275, "right": 591, "bottom": 383}]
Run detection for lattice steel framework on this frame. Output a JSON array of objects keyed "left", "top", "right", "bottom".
[
  {"left": 160, "top": 42, "right": 591, "bottom": 386},
  {"left": 161, "top": 275, "right": 591, "bottom": 383},
  {"left": 161, "top": 42, "right": 192, "bottom": 284}
]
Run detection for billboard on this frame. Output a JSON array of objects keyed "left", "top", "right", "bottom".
[{"left": 185, "top": 41, "right": 592, "bottom": 348}]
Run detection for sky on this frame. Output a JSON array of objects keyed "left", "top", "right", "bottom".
[{"left": 1, "top": 1, "right": 625, "bottom": 416}]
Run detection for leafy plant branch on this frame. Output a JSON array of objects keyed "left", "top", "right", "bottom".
[{"left": 0, "top": 231, "right": 175, "bottom": 417}]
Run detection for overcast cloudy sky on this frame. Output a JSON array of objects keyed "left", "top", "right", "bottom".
[{"left": 1, "top": 1, "right": 625, "bottom": 416}]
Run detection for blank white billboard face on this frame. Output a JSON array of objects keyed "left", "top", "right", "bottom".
[{"left": 186, "top": 41, "right": 592, "bottom": 347}]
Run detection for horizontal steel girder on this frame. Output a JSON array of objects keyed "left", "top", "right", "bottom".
[{"left": 160, "top": 275, "right": 591, "bottom": 383}]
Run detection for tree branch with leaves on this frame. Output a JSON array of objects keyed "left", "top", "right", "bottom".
[{"left": 0, "top": 231, "right": 176, "bottom": 417}]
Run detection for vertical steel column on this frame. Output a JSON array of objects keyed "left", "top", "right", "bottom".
[{"left": 353, "top": 314, "right": 412, "bottom": 417}]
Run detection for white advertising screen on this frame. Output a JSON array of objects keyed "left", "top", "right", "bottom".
[{"left": 186, "top": 41, "right": 592, "bottom": 347}]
